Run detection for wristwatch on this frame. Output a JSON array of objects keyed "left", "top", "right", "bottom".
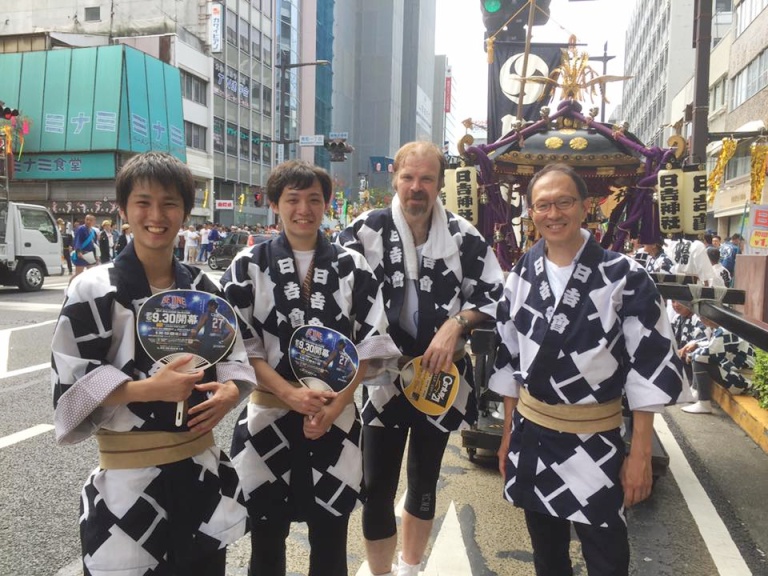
[{"left": 451, "top": 314, "right": 469, "bottom": 331}]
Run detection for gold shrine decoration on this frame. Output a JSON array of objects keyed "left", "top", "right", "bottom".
[
  {"left": 441, "top": 167, "right": 479, "bottom": 225},
  {"left": 707, "top": 137, "right": 736, "bottom": 206},
  {"left": 750, "top": 141, "right": 768, "bottom": 204},
  {"left": 202, "top": 188, "right": 209, "bottom": 209},
  {"left": 658, "top": 169, "right": 707, "bottom": 235}
]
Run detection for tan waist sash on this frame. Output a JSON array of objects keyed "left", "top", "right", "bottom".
[
  {"left": 249, "top": 381, "right": 303, "bottom": 410},
  {"left": 517, "top": 388, "right": 623, "bottom": 434},
  {"left": 96, "top": 430, "right": 215, "bottom": 470}
]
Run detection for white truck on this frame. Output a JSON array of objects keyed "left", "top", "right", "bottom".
[{"left": 0, "top": 198, "right": 62, "bottom": 291}]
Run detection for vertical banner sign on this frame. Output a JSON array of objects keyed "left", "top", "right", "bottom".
[
  {"left": 444, "top": 75, "right": 452, "bottom": 114},
  {"left": 658, "top": 169, "right": 683, "bottom": 234},
  {"left": 441, "top": 168, "right": 479, "bottom": 225},
  {"left": 210, "top": 3, "right": 223, "bottom": 53},
  {"left": 682, "top": 169, "right": 708, "bottom": 235},
  {"left": 487, "top": 42, "right": 566, "bottom": 143},
  {"left": 746, "top": 204, "right": 768, "bottom": 255}
]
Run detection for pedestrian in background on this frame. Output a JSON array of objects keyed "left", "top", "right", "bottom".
[
  {"left": 58, "top": 218, "right": 73, "bottom": 275},
  {"left": 98, "top": 219, "right": 113, "bottom": 264},
  {"left": 115, "top": 223, "right": 131, "bottom": 256},
  {"left": 71, "top": 214, "right": 98, "bottom": 277}
]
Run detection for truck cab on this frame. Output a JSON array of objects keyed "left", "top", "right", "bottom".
[{"left": 0, "top": 199, "right": 62, "bottom": 291}]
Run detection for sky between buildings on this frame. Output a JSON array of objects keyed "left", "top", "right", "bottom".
[{"left": 436, "top": 0, "right": 631, "bottom": 129}]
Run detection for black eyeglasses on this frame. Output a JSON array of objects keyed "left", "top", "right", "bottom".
[{"left": 530, "top": 196, "right": 580, "bottom": 214}]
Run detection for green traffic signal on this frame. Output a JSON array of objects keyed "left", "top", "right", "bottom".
[{"left": 483, "top": 0, "right": 502, "bottom": 12}]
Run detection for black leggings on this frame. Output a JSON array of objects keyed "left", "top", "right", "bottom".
[
  {"left": 362, "top": 422, "right": 450, "bottom": 541},
  {"left": 249, "top": 513, "right": 350, "bottom": 576},
  {"left": 169, "top": 548, "right": 226, "bottom": 576}
]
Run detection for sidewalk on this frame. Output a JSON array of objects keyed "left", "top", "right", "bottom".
[{"left": 712, "top": 382, "right": 768, "bottom": 454}]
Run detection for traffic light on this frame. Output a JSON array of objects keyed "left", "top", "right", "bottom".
[
  {"left": 254, "top": 192, "right": 262, "bottom": 206},
  {"left": 324, "top": 138, "right": 354, "bottom": 162},
  {"left": 480, "top": 0, "right": 551, "bottom": 42}
]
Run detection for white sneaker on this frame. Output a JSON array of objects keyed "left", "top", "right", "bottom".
[
  {"left": 397, "top": 553, "right": 421, "bottom": 576},
  {"left": 682, "top": 400, "right": 712, "bottom": 414}
]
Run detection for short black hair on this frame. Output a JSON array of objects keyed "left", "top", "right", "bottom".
[
  {"left": 266, "top": 160, "right": 332, "bottom": 204},
  {"left": 526, "top": 163, "right": 589, "bottom": 204},
  {"left": 116, "top": 152, "right": 195, "bottom": 217},
  {"left": 706, "top": 246, "right": 721, "bottom": 264}
]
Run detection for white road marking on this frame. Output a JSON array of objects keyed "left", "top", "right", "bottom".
[
  {"left": 422, "top": 501, "right": 471, "bottom": 575},
  {"left": 0, "top": 363, "right": 50, "bottom": 380},
  {"left": 0, "top": 423, "right": 54, "bottom": 449},
  {"left": 0, "top": 319, "right": 59, "bottom": 332},
  {"left": 0, "top": 329, "right": 8, "bottom": 373},
  {"left": 355, "top": 494, "right": 469, "bottom": 576},
  {"left": 655, "top": 416, "right": 752, "bottom": 576},
  {"left": 0, "top": 301, "right": 63, "bottom": 312}
]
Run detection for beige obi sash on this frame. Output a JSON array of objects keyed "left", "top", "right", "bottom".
[
  {"left": 96, "top": 430, "right": 214, "bottom": 469},
  {"left": 517, "top": 388, "right": 623, "bottom": 434}
]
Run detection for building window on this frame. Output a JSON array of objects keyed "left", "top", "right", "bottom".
[
  {"left": 213, "top": 117, "right": 224, "bottom": 153},
  {"left": 213, "top": 60, "right": 225, "bottom": 98},
  {"left": 252, "top": 28, "right": 262, "bottom": 61},
  {"left": 181, "top": 70, "right": 207, "bottom": 106},
  {"left": 84, "top": 7, "right": 100, "bottom": 21},
  {"left": 226, "top": 122, "right": 238, "bottom": 157},
  {"left": 240, "top": 18, "right": 250, "bottom": 54},
  {"left": 251, "top": 132, "right": 262, "bottom": 162},
  {"left": 251, "top": 80, "right": 262, "bottom": 113},
  {"left": 226, "top": 9, "right": 237, "bottom": 47},
  {"left": 731, "top": 49, "right": 768, "bottom": 109},
  {"left": 239, "top": 128, "right": 250, "bottom": 160},
  {"left": 263, "top": 36, "right": 273, "bottom": 67},
  {"left": 184, "top": 122, "right": 207, "bottom": 151},
  {"left": 263, "top": 141, "right": 272, "bottom": 164},
  {"left": 239, "top": 73, "right": 251, "bottom": 108},
  {"left": 226, "top": 66, "right": 239, "bottom": 104},
  {"left": 263, "top": 86, "right": 272, "bottom": 117}
]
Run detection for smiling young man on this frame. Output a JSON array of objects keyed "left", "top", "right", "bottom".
[
  {"left": 51, "top": 151, "right": 256, "bottom": 576},
  {"left": 221, "top": 160, "right": 398, "bottom": 576},
  {"left": 338, "top": 141, "right": 504, "bottom": 576},
  {"left": 489, "top": 163, "right": 687, "bottom": 576}
]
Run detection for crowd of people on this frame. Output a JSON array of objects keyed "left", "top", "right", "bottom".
[{"left": 50, "top": 147, "right": 755, "bottom": 576}]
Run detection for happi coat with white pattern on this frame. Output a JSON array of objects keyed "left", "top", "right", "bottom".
[
  {"left": 51, "top": 242, "right": 256, "bottom": 576},
  {"left": 221, "top": 232, "right": 398, "bottom": 520},
  {"left": 338, "top": 198, "right": 504, "bottom": 432},
  {"left": 489, "top": 232, "right": 685, "bottom": 527}
]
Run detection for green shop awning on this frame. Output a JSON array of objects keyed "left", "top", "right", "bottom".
[{"left": 0, "top": 44, "right": 185, "bottom": 164}]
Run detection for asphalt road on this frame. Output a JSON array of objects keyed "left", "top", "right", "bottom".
[{"left": 0, "top": 271, "right": 766, "bottom": 576}]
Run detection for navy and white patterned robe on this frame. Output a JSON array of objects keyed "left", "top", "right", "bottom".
[
  {"left": 338, "top": 199, "right": 504, "bottom": 432},
  {"left": 51, "top": 242, "right": 256, "bottom": 576},
  {"left": 221, "top": 232, "right": 398, "bottom": 520},
  {"left": 489, "top": 233, "right": 685, "bottom": 527},
  {"left": 691, "top": 327, "right": 756, "bottom": 393}
]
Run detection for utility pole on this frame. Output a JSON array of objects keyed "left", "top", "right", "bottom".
[
  {"left": 588, "top": 42, "right": 615, "bottom": 123},
  {"left": 689, "top": 0, "right": 712, "bottom": 165}
]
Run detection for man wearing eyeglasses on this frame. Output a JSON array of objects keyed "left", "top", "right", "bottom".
[{"left": 489, "top": 163, "right": 687, "bottom": 576}]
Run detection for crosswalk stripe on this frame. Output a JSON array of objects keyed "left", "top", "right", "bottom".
[{"left": 0, "top": 424, "right": 54, "bottom": 449}]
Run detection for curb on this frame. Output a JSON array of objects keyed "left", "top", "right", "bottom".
[{"left": 712, "top": 382, "right": 768, "bottom": 454}]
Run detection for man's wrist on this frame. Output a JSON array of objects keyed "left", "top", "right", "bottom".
[{"left": 451, "top": 314, "right": 469, "bottom": 332}]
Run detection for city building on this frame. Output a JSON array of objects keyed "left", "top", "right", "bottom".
[{"left": 623, "top": 0, "right": 696, "bottom": 148}]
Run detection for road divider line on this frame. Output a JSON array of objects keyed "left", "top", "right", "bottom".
[
  {"left": 0, "top": 330, "right": 8, "bottom": 373},
  {"left": 0, "top": 363, "right": 50, "bottom": 379},
  {"left": 655, "top": 416, "right": 751, "bottom": 576},
  {"left": 0, "top": 319, "right": 58, "bottom": 334},
  {"left": 0, "top": 424, "right": 54, "bottom": 449}
]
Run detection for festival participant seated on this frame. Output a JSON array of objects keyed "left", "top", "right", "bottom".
[
  {"left": 51, "top": 151, "right": 256, "bottom": 576},
  {"left": 338, "top": 141, "right": 504, "bottom": 576},
  {"left": 681, "top": 317, "right": 756, "bottom": 414},
  {"left": 670, "top": 300, "right": 709, "bottom": 384},
  {"left": 221, "top": 160, "right": 398, "bottom": 576},
  {"left": 490, "top": 163, "right": 687, "bottom": 576}
]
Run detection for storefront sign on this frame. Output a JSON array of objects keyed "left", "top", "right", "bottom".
[
  {"left": 13, "top": 152, "right": 116, "bottom": 180},
  {"left": 746, "top": 204, "right": 768, "bottom": 255},
  {"left": 215, "top": 199, "right": 234, "bottom": 210}
]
